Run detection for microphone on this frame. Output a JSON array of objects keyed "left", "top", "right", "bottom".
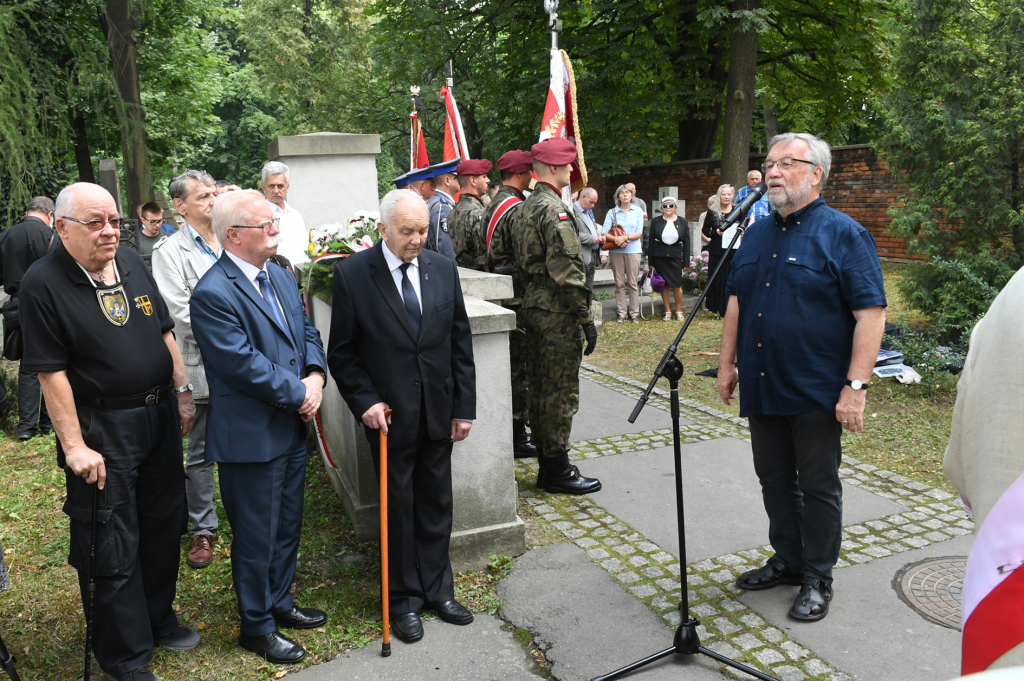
[{"left": 722, "top": 181, "right": 767, "bottom": 227}]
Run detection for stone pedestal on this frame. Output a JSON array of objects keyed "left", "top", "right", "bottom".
[
  {"left": 307, "top": 270, "right": 526, "bottom": 571},
  {"left": 268, "top": 133, "right": 381, "bottom": 230}
]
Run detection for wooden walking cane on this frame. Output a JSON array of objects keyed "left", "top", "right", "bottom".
[{"left": 380, "top": 409, "right": 393, "bottom": 657}]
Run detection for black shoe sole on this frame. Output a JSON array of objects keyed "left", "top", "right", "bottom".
[
  {"left": 513, "top": 450, "right": 538, "bottom": 459},
  {"left": 276, "top": 617, "right": 327, "bottom": 630},
  {"left": 391, "top": 628, "right": 424, "bottom": 643},
  {"left": 735, "top": 574, "right": 803, "bottom": 591},
  {"left": 239, "top": 639, "right": 307, "bottom": 664},
  {"left": 788, "top": 603, "right": 830, "bottom": 621},
  {"left": 540, "top": 481, "right": 603, "bottom": 495}
]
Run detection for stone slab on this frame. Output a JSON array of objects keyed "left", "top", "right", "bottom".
[
  {"left": 498, "top": 543, "right": 725, "bottom": 681},
  {"left": 464, "top": 296, "right": 516, "bottom": 335},
  {"left": 583, "top": 438, "right": 910, "bottom": 562},
  {"left": 289, "top": 614, "right": 541, "bottom": 680},
  {"left": 270, "top": 132, "right": 381, "bottom": 157},
  {"left": 458, "top": 267, "right": 514, "bottom": 302},
  {"left": 739, "top": 534, "right": 973, "bottom": 681},
  {"left": 572, "top": 378, "right": 679, "bottom": 441}
]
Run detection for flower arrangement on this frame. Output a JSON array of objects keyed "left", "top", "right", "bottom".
[
  {"left": 683, "top": 251, "right": 711, "bottom": 294},
  {"left": 303, "top": 210, "right": 382, "bottom": 297}
]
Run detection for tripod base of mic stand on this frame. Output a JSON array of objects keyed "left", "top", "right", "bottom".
[{"left": 590, "top": 617, "right": 779, "bottom": 681}]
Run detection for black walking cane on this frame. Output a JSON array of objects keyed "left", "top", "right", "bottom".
[
  {"left": 0, "top": 631, "right": 21, "bottom": 681},
  {"left": 83, "top": 484, "right": 99, "bottom": 681}
]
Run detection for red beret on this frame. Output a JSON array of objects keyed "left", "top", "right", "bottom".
[
  {"left": 455, "top": 158, "right": 493, "bottom": 176},
  {"left": 531, "top": 138, "right": 577, "bottom": 165},
  {"left": 497, "top": 150, "right": 533, "bottom": 174}
]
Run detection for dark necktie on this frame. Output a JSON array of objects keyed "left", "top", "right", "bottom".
[
  {"left": 399, "top": 262, "right": 421, "bottom": 338},
  {"left": 256, "top": 271, "right": 300, "bottom": 363}
]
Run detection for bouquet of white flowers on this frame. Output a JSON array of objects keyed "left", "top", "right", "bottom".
[{"left": 304, "top": 210, "right": 382, "bottom": 296}]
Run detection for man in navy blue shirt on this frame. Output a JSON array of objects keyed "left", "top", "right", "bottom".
[{"left": 718, "top": 133, "right": 887, "bottom": 622}]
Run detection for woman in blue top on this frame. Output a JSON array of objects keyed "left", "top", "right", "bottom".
[{"left": 602, "top": 184, "right": 645, "bottom": 323}]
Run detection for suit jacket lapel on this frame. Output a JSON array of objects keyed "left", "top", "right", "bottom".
[
  {"left": 369, "top": 243, "right": 417, "bottom": 342},
  {"left": 219, "top": 254, "right": 290, "bottom": 342},
  {"left": 417, "top": 252, "right": 435, "bottom": 343}
]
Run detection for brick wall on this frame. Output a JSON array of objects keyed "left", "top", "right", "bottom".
[{"left": 587, "top": 144, "right": 912, "bottom": 261}]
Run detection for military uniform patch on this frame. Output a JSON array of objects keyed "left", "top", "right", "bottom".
[
  {"left": 558, "top": 212, "right": 568, "bottom": 220},
  {"left": 441, "top": 217, "right": 449, "bottom": 233},
  {"left": 97, "top": 286, "right": 130, "bottom": 326},
  {"left": 134, "top": 295, "right": 153, "bottom": 316}
]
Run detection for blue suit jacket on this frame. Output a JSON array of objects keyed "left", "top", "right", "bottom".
[{"left": 190, "top": 253, "right": 326, "bottom": 463}]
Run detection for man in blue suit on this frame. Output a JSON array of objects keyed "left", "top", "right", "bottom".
[{"left": 190, "top": 190, "right": 328, "bottom": 664}]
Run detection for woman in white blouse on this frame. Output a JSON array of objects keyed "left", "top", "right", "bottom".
[{"left": 647, "top": 197, "right": 689, "bottom": 320}]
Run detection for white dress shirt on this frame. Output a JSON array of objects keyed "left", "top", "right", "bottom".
[
  {"left": 268, "top": 200, "right": 309, "bottom": 266},
  {"left": 380, "top": 241, "right": 423, "bottom": 313},
  {"left": 225, "top": 250, "right": 289, "bottom": 323},
  {"left": 662, "top": 217, "right": 679, "bottom": 245}
]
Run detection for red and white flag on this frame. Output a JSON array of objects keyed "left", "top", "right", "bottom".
[
  {"left": 961, "top": 471, "right": 1024, "bottom": 674},
  {"left": 440, "top": 85, "right": 469, "bottom": 163},
  {"left": 410, "top": 110, "right": 430, "bottom": 170},
  {"left": 539, "top": 48, "right": 587, "bottom": 204}
]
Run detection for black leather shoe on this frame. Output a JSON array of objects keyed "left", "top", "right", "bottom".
[
  {"left": 789, "top": 580, "right": 833, "bottom": 621},
  {"left": 239, "top": 630, "right": 307, "bottom": 664},
  {"left": 392, "top": 612, "right": 424, "bottom": 643},
  {"left": 17, "top": 433, "right": 32, "bottom": 442},
  {"left": 155, "top": 625, "right": 201, "bottom": 651},
  {"left": 513, "top": 421, "right": 538, "bottom": 458},
  {"left": 432, "top": 599, "right": 474, "bottom": 625},
  {"left": 735, "top": 560, "right": 804, "bottom": 591},
  {"left": 275, "top": 606, "right": 327, "bottom": 629},
  {"left": 104, "top": 667, "right": 160, "bottom": 681},
  {"left": 540, "top": 450, "right": 601, "bottom": 495}
]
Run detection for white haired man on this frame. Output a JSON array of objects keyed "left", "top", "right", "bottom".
[
  {"left": 260, "top": 161, "right": 309, "bottom": 266},
  {"left": 719, "top": 133, "right": 887, "bottom": 622},
  {"left": 190, "top": 190, "right": 328, "bottom": 664},
  {"left": 152, "top": 169, "right": 221, "bottom": 569},
  {"left": 327, "top": 189, "right": 477, "bottom": 644},
  {"left": 20, "top": 182, "right": 199, "bottom": 681}
]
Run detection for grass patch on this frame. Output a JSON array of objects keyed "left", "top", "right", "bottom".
[
  {"left": 0, "top": 430, "right": 509, "bottom": 679},
  {"left": 588, "top": 263, "right": 958, "bottom": 495}
]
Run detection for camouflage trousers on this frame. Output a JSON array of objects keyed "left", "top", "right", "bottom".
[
  {"left": 521, "top": 307, "right": 583, "bottom": 456},
  {"left": 510, "top": 312, "right": 530, "bottom": 425}
]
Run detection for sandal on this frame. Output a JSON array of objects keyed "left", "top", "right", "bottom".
[
  {"left": 676, "top": 311, "right": 685, "bottom": 321},
  {"left": 616, "top": 316, "right": 626, "bottom": 324},
  {"left": 663, "top": 312, "right": 672, "bottom": 321},
  {"left": 631, "top": 316, "right": 640, "bottom": 324}
]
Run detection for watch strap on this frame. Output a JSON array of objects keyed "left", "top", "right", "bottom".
[{"left": 845, "top": 379, "right": 870, "bottom": 390}]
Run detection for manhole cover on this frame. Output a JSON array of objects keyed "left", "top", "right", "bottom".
[{"left": 893, "top": 556, "right": 967, "bottom": 630}]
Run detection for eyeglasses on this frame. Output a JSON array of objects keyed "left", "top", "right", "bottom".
[
  {"left": 141, "top": 217, "right": 162, "bottom": 225},
  {"left": 762, "top": 158, "right": 816, "bottom": 174},
  {"left": 61, "top": 215, "right": 127, "bottom": 230},
  {"left": 230, "top": 221, "right": 276, "bottom": 232}
]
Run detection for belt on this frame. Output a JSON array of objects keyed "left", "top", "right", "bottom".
[{"left": 75, "top": 383, "right": 173, "bottom": 410}]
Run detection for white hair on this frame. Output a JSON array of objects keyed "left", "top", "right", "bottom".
[
  {"left": 579, "top": 187, "right": 597, "bottom": 201},
  {"left": 747, "top": 169, "right": 762, "bottom": 179},
  {"left": 378, "top": 189, "right": 425, "bottom": 230},
  {"left": 768, "top": 132, "right": 832, "bottom": 189},
  {"left": 261, "top": 161, "right": 290, "bottom": 186},
  {"left": 55, "top": 183, "right": 115, "bottom": 219},
  {"left": 211, "top": 189, "right": 265, "bottom": 243}
]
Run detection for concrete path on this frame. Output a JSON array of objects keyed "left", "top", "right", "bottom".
[{"left": 572, "top": 378, "right": 677, "bottom": 441}]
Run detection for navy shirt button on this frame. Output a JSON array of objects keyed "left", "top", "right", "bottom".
[
  {"left": 766, "top": 282, "right": 770, "bottom": 287},
  {"left": 757, "top": 343, "right": 762, "bottom": 347},
  {"left": 782, "top": 227, "right": 787, "bottom": 231},
  {"left": 761, "top": 372, "right": 765, "bottom": 376},
  {"left": 773, "top": 254, "right": 777, "bottom": 258},
  {"left": 290, "top": 359, "right": 296, "bottom": 365},
  {"left": 758, "top": 312, "right": 762, "bottom": 317}
]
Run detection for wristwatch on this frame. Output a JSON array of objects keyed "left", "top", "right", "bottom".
[
  {"left": 173, "top": 383, "right": 194, "bottom": 394},
  {"left": 846, "top": 379, "right": 870, "bottom": 391}
]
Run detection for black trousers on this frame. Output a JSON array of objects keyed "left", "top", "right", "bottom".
[
  {"left": 366, "top": 405, "right": 454, "bottom": 616},
  {"left": 217, "top": 422, "right": 307, "bottom": 636},
  {"left": 17, "top": 366, "right": 50, "bottom": 437},
  {"left": 748, "top": 408, "right": 843, "bottom": 584},
  {"left": 63, "top": 398, "right": 186, "bottom": 675}
]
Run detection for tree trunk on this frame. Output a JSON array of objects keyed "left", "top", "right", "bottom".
[
  {"left": 73, "top": 111, "right": 95, "bottom": 184},
  {"left": 99, "top": 0, "right": 152, "bottom": 218},
  {"left": 719, "top": 0, "right": 761, "bottom": 188},
  {"left": 763, "top": 102, "right": 779, "bottom": 143},
  {"left": 304, "top": 0, "right": 313, "bottom": 65},
  {"left": 676, "top": 42, "right": 728, "bottom": 160}
]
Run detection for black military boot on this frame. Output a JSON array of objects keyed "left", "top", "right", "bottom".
[
  {"left": 513, "top": 420, "right": 538, "bottom": 458},
  {"left": 540, "top": 450, "right": 602, "bottom": 495},
  {"left": 535, "top": 449, "right": 547, "bottom": 489}
]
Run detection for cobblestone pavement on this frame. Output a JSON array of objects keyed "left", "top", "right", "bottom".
[{"left": 514, "top": 365, "right": 973, "bottom": 681}]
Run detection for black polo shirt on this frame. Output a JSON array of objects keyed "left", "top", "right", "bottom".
[
  {"left": 19, "top": 244, "right": 175, "bottom": 400},
  {"left": 0, "top": 216, "right": 55, "bottom": 295}
]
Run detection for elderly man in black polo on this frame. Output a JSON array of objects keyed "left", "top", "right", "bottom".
[
  {"left": 20, "top": 182, "right": 197, "bottom": 681},
  {"left": 718, "top": 132, "right": 887, "bottom": 622}
]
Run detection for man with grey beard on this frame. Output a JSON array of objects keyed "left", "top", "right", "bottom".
[{"left": 717, "top": 133, "right": 887, "bottom": 623}]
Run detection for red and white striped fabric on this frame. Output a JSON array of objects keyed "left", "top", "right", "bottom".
[
  {"left": 410, "top": 110, "right": 430, "bottom": 169},
  {"left": 961, "top": 470, "right": 1024, "bottom": 674},
  {"left": 440, "top": 85, "right": 469, "bottom": 163}
]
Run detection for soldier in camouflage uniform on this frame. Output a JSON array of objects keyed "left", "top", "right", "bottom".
[
  {"left": 511, "top": 138, "right": 601, "bottom": 495},
  {"left": 486, "top": 150, "right": 536, "bottom": 457},
  {"left": 448, "top": 158, "right": 492, "bottom": 271}
]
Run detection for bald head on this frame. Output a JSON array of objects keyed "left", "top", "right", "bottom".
[{"left": 54, "top": 182, "right": 122, "bottom": 271}]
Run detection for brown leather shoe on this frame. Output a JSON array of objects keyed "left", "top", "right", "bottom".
[{"left": 187, "top": 535, "right": 214, "bottom": 569}]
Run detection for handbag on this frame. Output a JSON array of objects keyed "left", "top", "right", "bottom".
[
  {"left": 602, "top": 218, "right": 626, "bottom": 251},
  {"left": 650, "top": 270, "right": 666, "bottom": 293}
]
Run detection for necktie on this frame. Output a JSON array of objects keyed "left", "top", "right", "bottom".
[
  {"left": 399, "top": 262, "right": 421, "bottom": 338},
  {"left": 256, "top": 271, "right": 300, "bottom": 363}
]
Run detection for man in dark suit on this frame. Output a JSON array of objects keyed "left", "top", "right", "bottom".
[
  {"left": 190, "top": 190, "right": 328, "bottom": 664},
  {"left": 327, "top": 189, "right": 477, "bottom": 644}
]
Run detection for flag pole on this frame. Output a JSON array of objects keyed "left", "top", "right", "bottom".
[
  {"left": 545, "top": 0, "right": 561, "bottom": 49},
  {"left": 410, "top": 86, "right": 420, "bottom": 171}
]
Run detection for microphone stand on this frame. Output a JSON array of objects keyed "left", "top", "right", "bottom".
[{"left": 592, "top": 185, "right": 778, "bottom": 681}]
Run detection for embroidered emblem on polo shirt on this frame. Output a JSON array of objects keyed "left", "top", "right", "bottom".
[
  {"left": 134, "top": 295, "right": 153, "bottom": 316},
  {"left": 97, "top": 286, "right": 130, "bottom": 326}
]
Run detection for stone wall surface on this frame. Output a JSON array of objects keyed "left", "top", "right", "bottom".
[{"left": 588, "top": 144, "right": 913, "bottom": 261}]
